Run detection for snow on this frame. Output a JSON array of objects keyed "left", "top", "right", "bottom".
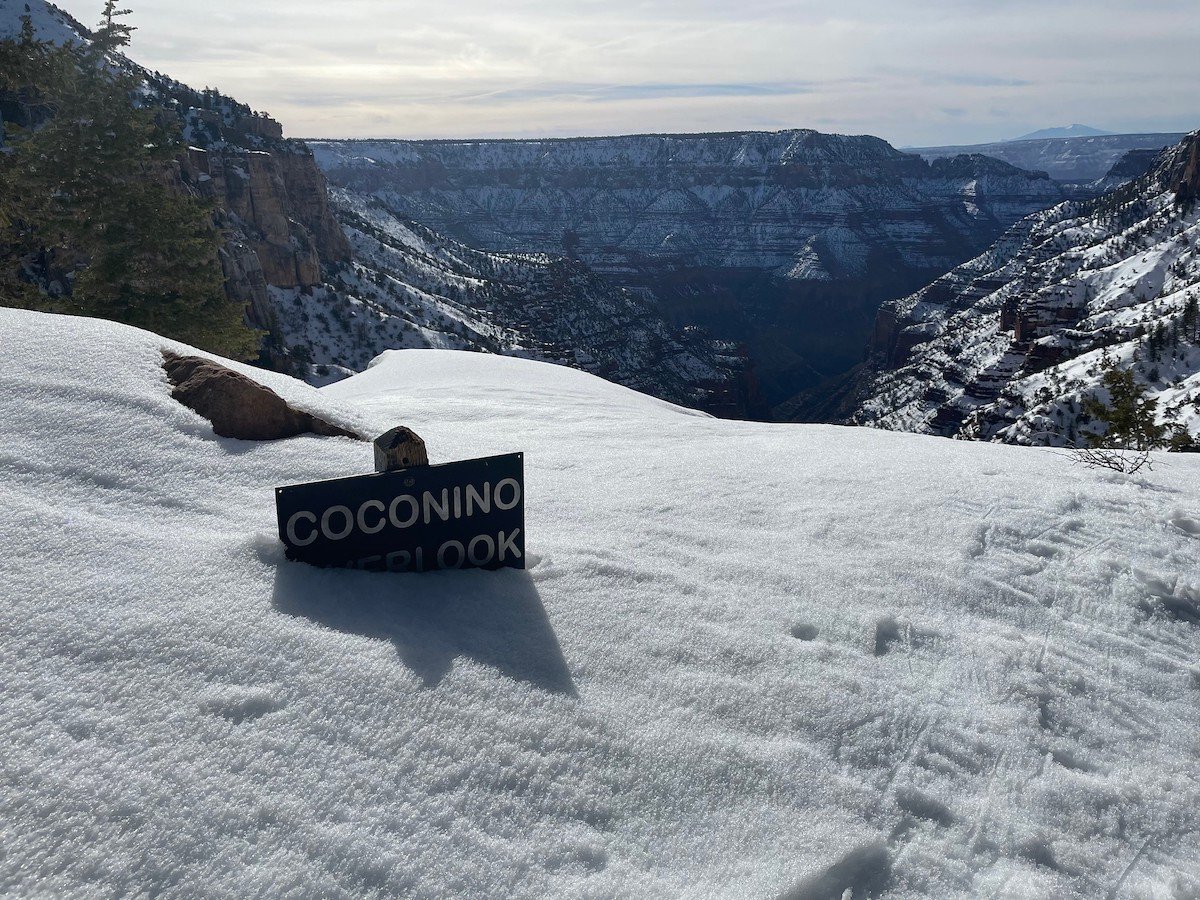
[
  {"left": 3, "top": 307, "right": 1200, "bottom": 898},
  {"left": 0, "top": 0, "right": 82, "bottom": 43}
]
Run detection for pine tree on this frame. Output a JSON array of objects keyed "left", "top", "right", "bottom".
[
  {"left": 1184, "top": 294, "right": 1199, "bottom": 344},
  {"left": 1083, "top": 366, "right": 1166, "bottom": 452},
  {"left": 90, "top": 2, "right": 137, "bottom": 59},
  {"left": 0, "top": 3, "right": 259, "bottom": 359}
]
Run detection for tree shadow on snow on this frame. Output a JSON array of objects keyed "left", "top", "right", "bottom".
[{"left": 271, "top": 561, "right": 576, "bottom": 696}]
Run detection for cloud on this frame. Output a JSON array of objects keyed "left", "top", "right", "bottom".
[
  {"left": 454, "top": 82, "right": 820, "bottom": 104},
  {"left": 51, "top": 0, "right": 1200, "bottom": 146}
]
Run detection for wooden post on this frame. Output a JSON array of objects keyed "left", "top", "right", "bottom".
[{"left": 374, "top": 426, "right": 429, "bottom": 472}]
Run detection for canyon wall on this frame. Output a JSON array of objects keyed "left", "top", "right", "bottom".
[{"left": 312, "top": 130, "right": 1071, "bottom": 407}]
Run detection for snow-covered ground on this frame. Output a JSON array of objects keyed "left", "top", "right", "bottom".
[{"left": 2, "top": 307, "right": 1199, "bottom": 899}]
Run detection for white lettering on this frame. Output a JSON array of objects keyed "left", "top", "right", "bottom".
[
  {"left": 495, "top": 478, "right": 521, "bottom": 511},
  {"left": 388, "top": 495, "right": 419, "bottom": 529},
  {"left": 357, "top": 500, "right": 386, "bottom": 535},
  {"left": 498, "top": 528, "right": 522, "bottom": 561},
  {"left": 466, "top": 482, "right": 491, "bottom": 516},
  {"left": 437, "top": 540, "right": 466, "bottom": 569},
  {"left": 286, "top": 511, "right": 318, "bottom": 547},
  {"left": 386, "top": 550, "right": 411, "bottom": 572},
  {"left": 423, "top": 489, "right": 450, "bottom": 524},
  {"left": 321, "top": 505, "right": 354, "bottom": 541},
  {"left": 468, "top": 534, "right": 495, "bottom": 566}
]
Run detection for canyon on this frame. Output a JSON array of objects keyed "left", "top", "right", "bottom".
[
  {"left": 840, "top": 131, "right": 1200, "bottom": 447},
  {"left": 312, "top": 132, "right": 1074, "bottom": 409}
]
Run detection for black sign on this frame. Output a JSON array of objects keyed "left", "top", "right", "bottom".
[{"left": 276, "top": 453, "right": 524, "bottom": 573}]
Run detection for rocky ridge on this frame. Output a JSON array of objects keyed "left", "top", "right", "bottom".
[
  {"left": 139, "top": 71, "right": 352, "bottom": 338},
  {"left": 844, "top": 132, "right": 1200, "bottom": 447},
  {"left": 2, "top": 1, "right": 351, "bottom": 344},
  {"left": 913, "top": 133, "right": 1187, "bottom": 183}
]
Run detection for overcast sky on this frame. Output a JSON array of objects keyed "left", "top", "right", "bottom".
[{"left": 56, "top": 0, "right": 1199, "bottom": 146}]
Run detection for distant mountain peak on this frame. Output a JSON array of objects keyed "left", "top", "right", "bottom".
[{"left": 1011, "top": 124, "right": 1114, "bottom": 141}]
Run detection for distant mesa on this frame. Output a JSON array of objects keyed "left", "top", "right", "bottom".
[{"left": 1010, "top": 125, "right": 1115, "bottom": 142}]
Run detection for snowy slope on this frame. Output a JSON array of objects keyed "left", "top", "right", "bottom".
[
  {"left": 2, "top": 307, "right": 1200, "bottom": 899},
  {"left": 0, "top": 0, "right": 83, "bottom": 43},
  {"left": 852, "top": 132, "right": 1200, "bottom": 446},
  {"left": 272, "top": 190, "right": 750, "bottom": 413}
]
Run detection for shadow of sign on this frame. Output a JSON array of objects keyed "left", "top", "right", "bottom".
[{"left": 271, "top": 561, "right": 576, "bottom": 696}]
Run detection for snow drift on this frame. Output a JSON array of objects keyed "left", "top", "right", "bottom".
[{"left": 1, "top": 307, "right": 1199, "bottom": 898}]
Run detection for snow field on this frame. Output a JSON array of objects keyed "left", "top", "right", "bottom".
[{"left": 1, "top": 308, "right": 1199, "bottom": 898}]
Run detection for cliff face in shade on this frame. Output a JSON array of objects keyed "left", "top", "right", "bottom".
[
  {"left": 836, "top": 132, "right": 1200, "bottom": 448},
  {"left": 267, "top": 190, "right": 760, "bottom": 416},
  {"left": 311, "top": 131, "right": 1070, "bottom": 405}
]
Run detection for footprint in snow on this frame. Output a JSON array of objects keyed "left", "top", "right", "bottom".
[
  {"left": 895, "top": 787, "right": 955, "bottom": 828},
  {"left": 873, "top": 617, "right": 902, "bottom": 656},
  {"left": 1132, "top": 568, "right": 1200, "bottom": 625},
  {"left": 790, "top": 623, "right": 820, "bottom": 641},
  {"left": 1168, "top": 510, "right": 1200, "bottom": 537},
  {"left": 200, "top": 686, "right": 285, "bottom": 724}
]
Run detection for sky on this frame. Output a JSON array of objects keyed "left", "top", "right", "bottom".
[{"left": 53, "top": 0, "right": 1200, "bottom": 146}]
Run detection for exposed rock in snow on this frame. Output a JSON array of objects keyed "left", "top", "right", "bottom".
[
  {"left": 2, "top": 306, "right": 1199, "bottom": 897},
  {"left": 162, "top": 351, "right": 360, "bottom": 441}
]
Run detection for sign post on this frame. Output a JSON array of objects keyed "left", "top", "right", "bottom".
[{"left": 275, "top": 429, "right": 524, "bottom": 573}]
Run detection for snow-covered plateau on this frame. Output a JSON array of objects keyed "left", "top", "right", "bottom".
[{"left": 2, "top": 307, "right": 1199, "bottom": 899}]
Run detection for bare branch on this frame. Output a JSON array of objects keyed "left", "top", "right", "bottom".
[{"left": 1067, "top": 447, "right": 1153, "bottom": 474}]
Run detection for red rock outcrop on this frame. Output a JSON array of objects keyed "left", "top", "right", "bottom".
[
  {"left": 183, "top": 145, "right": 350, "bottom": 307},
  {"left": 162, "top": 351, "right": 360, "bottom": 441}
]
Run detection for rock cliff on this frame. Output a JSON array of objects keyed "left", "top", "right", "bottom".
[
  {"left": 144, "top": 68, "right": 353, "bottom": 330},
  {"left": 840, "top": 131, "right": 1200, "bottom": 447},
  {"left": 312, "top": 131, "right": 1070, "bottom": 404},
  {"left": 182, "top": 146, "right": 350, "bottom": 295}
]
